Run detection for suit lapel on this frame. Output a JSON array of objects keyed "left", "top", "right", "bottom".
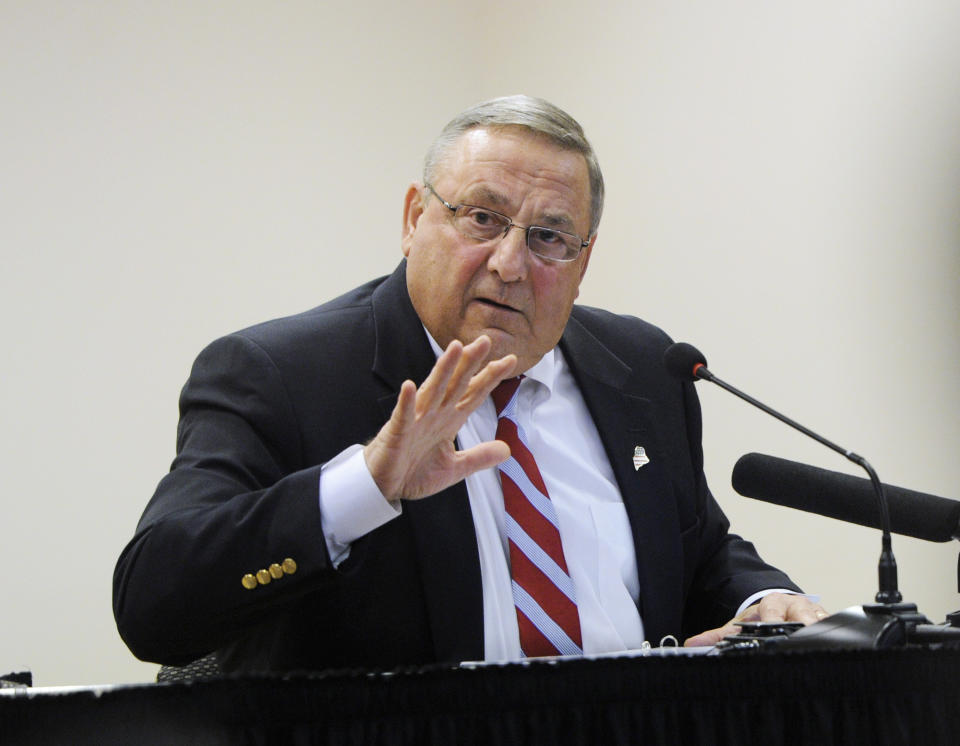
[
  {"left": 560, "top": 313, "right": 683, "bottom": 642},
  {"left": 369, "top": 262, "right": 485, "bottom": 663}
]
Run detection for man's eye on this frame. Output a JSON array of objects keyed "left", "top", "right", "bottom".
[
  {"left": 467, "top": 209, "right": 497, "bottom": 226},
  {"left": 531, "top": 228, "right": 562, "bottom": 244}
]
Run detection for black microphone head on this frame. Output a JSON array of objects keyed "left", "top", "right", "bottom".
[
  {"left": 664, "top": 342, "right": 708, "bottom": 381},
  {"left": 733, "top": 452, "right": 960, "bottom": 543}
]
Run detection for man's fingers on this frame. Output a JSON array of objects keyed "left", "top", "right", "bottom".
[
  {"left": 684, "top": 624, "right": 737, "bottom": 648},
  {"left": 755, "top": 595, "right": 788, "bottom": 622},
  {"left": 417, "top": 336, "right": 495, "bottom": 414},
  {"left": 454, "top": 440, "right": 511, "bottom": 477},
  {"left": 415, "top": 340, "right": 465, "bottom": 416},
  {"left": 442, "top": 336, "right": 494, "bottom": 407},
  {"left": 757, "top": 593, "right": 828, "bottom": 626},
  {"left": 386, "top": 380, "right": 418, "bottom": 437},
  {"left": 459, "top": 354, "right": 518, "bottom": 411},
  {"left": 364, "top": 335, "right": 521, "bottom": 502}
]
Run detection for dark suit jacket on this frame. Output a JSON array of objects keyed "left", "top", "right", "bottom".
[{"left": 113, "top": 261, "right": 798, "bottom": 673}]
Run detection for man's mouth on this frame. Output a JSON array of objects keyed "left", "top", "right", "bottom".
[{"left": 476, "top": 297, "right": 520, "bottom": 313}]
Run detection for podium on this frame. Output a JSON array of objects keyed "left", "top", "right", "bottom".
[{"left": 3, "top": 647, "right": 959, "bottom": 745}]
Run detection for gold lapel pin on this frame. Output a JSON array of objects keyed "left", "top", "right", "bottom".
[{"left": 632, "top": 446, "right": 650, "bottom": 470}]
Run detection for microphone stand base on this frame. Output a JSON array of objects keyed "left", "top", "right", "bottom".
[
  {"left": 719, "top": 604, "right": 960, "bottom": 653},
  {"left": 767, "top": 605, "right": 917, "bottom": 651}
]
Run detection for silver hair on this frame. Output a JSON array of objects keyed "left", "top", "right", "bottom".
[{"left": 423, "top": 95, "right": 605, "bottom": 238}]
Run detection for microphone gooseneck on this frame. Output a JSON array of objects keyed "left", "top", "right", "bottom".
[{"left": 663, "top": 342, "right": 901, "bottom": 605}]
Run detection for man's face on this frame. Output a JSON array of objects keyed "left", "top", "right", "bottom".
[{"left": 402, "top": 127, "right": 595, "bottom": 374}]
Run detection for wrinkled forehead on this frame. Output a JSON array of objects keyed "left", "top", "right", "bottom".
[{"left": 433, "top": 127, "right": 592, "bottom": 214}]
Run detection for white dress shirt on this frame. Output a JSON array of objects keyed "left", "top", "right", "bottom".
[
  {"left": 317, "top": 339, "right": 793, "bottom": 660},
  {"left": 456, "top": 346, "right": 646, "bottom": 659}
]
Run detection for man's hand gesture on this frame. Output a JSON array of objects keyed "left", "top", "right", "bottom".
[{"left": 363, "top": 335, "right": 516, "bottom": 502}]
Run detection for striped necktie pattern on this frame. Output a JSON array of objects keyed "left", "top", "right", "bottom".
[{"left": 492, "top": 376, "right": 583, "bottom": 657}]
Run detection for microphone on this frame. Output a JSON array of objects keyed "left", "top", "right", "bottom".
[
  {"left": 663, "top": 341, "right": 901, "bottom": 605},
  {"left": 663, "top": 342, "right": 709, "bottom": 382},
  {"left": 732, "top": 453, "right": 960, "bottom": 543}
]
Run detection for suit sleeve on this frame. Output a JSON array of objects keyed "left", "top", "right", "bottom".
[
  {"left": 113, "top": 334, "right": 339, "bottom": 665},
  {"left": 676, "top": 377, "right": 802, "bottom": 638}
]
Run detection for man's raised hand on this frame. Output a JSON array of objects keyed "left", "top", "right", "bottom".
[{"left": 363, "top": 335, "right": 517, "bottom": 502}]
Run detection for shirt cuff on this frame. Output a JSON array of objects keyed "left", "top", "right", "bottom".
[{"left": 318, "top": 444, "right": 402, "bottom": 567}]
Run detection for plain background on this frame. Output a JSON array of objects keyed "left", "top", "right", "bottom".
[{"left": 2, "top": 1, "right": 958, "bottom": 686}]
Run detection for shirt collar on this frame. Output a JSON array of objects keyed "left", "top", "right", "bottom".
[{"left": 422, "top": 328, "right": 560, "bottom": 396}]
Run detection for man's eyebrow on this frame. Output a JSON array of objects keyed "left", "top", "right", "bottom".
[
  {"left": 462, "top": 186, "right": 577, "bottom": 231},
  {"left": 461, "top": 186, "right": 511, "bottom": 209},
  {"left": 536, "top": 213, "right": 576, "bottom": 231}
]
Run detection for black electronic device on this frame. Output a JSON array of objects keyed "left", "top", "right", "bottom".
[{"left": 715, "top": 605, "right": 960, "bottom": 654}]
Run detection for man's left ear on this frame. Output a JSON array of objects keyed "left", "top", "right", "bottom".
[{"left": 401, "top": 182, "right": 425, "bottom": 257}]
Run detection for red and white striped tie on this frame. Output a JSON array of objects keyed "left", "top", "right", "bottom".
[{"left": 492, "top": 377, "right": 583, "bottom": 657}]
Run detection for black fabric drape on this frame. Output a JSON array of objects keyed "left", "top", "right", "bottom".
[{"left": 4, "top": 648, "right": 959, "bottom": 745}]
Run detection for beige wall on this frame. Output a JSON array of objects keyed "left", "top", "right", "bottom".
[{"left": 2, "top": 1, "right": 958, "bottom": 686}]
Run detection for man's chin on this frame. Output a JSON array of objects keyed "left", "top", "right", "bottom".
[{"left": 478, "top": 331, "right": 542, "bottom": 376}]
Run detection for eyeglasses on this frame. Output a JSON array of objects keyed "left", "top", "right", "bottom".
[{"left": 425, "top": 183, "right": 590, "bottom": 263}]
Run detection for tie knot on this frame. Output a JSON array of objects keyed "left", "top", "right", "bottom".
[{"left": 491, "top": 376, "right": 523, "bottom": 416}]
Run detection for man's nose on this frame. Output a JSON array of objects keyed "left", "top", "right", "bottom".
[{"left": 486, "top": 225, "right": 528, "bottom": 282}]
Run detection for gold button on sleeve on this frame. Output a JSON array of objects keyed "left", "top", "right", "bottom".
[
  {"left": 241, "top": 574, "right": 258, "bottom": 590},
  {"left": 256, "top": 569, "right": 272, "bottom": 585},
  {"left": 269, "top": 563, "right": 283, "bottom": 580},
  {"left": 282, "top": 558, "right": 297, "bottom": 575}
]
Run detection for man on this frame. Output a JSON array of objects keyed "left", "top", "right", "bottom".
[{"left": 114, "top": 95, "right": 824, "bottom": 673}]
